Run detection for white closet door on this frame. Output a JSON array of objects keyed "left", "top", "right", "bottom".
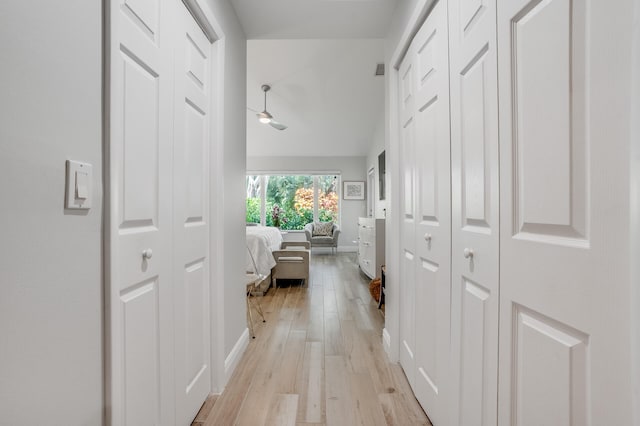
[
  {"left": 496, "top": 0, "right": 632, "bottom": 424},
  {"left": 173, "top": 3, "right": 212, "bottom": 423},
  {"left": 398, "top": 45, "right": 417, "bottom": 387},
  {"left": 411, "top": 2, "right": 452, "bottom": 424},
  {"left": 448, "top": 0, "right": 500, "bottom": 423},
  {"left": 108, "top": 0, "right": 175, "bottom": 424}
]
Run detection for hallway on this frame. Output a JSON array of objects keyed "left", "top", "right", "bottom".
[{"left": 199, "top": 253, "right": 431, "bottom": 425}]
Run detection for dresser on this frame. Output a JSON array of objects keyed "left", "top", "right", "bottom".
[{"left": 357, "top": 217, "right": 385, "bottom": 279}]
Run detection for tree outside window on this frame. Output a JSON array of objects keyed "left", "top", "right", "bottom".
[{"left": 246, "top": 174, "right": 340, "bottom": 230}]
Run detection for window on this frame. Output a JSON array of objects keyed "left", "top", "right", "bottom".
[
  {"left": 246, "top": 174, "right": 340, "bottom": 230},
  {"left": 245, "top": 175, "right": 262, "bottom": 224},
  {"left": 316, "top": 175, "right": 339, "bottom": 223}
]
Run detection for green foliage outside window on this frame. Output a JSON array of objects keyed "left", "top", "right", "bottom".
[
  {"left": 246, "top": 197, "right": 260, "bottom": 224},
  {"left": 246, "top": 175, "right": 339, "bottom": 230}
]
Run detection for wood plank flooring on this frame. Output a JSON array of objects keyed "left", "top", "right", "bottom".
[{"left": 200, "top": 253, "right": 431, "bottom": 426}]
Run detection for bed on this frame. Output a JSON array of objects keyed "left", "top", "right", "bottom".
[{"left": 246, "top": 225, "right": 283, "bottom": 294}]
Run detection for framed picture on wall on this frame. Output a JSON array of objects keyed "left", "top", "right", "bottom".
[{"left": 343, "top": 181, "right": 365, "bottom": 200}]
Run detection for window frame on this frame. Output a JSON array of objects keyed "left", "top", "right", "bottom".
[{"left": 246, "top": 172, "right": 341, "bottom": 229}]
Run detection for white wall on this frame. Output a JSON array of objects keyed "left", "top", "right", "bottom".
[
  {"left": 204, "top": 0, "right": 249, "bottom": 389},
  {"left": 247, "top": 156, "right": 367, "bottom": 250},
  {"left": 0, "top": 1, "right": 103, "bottom": 424},
  {"left": 365, "top": 117, "right": 387, "bottom": 219}
]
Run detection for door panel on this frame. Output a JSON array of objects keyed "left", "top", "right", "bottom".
[
  {"left": 449, "top": 0, "right": 500, "bottom": 422},
  {"left": 458, "top": 277, "right": 492, "bottom": 426},
  {"left": 109, "top": 0, "right": 174, "bottom": 423},
  {"left": 173, "top": 4, "right": 212, "bottom": 423},
  {"left": 123, "top": 0, "right": 158, "bottom": 33},
  {"left": 411, "top": 2, "right": 452, "bottom": 425},
  {"left": 497, "top": 0, "right": 631, "bottom": 424},
  {"left": 460, "top": 48, "right": 491, "bottom": 228},
  {"left": 398, "top": 48, "right": 417, "bottom": 385},
  {"left": 400, "top": 249, "right": 416, "bottom": 387},
  {"left": 121, "top": 56, "right": 160, "bottom": 226},
  {"left": 121, "top": 279, "right": 161, "bottom": 425},
  {"left": 513, "top": 305, "right": 588, "bottom": 426},
  {"left": 510, "top": 0, "right": 587, "bottom": 242}
]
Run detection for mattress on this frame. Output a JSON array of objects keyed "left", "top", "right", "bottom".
[{"left": 246, "top": 226, "right": 283, "bottom": 277}]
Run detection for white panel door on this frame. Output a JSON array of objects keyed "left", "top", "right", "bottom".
[
  {"left": 411, "top": 2, "right": 452, "bottom": 425},
  {"left": 108, "top": 0, "right": 175, "bottom": 424},
  {"left": 497, "top": 0, "right": 632, "bottom": 424},
  {"left": 448, "top": 0, "right": 500, "bottom": 423},
  {"left": 398, "top": 46, "right": 417, "bottom": 388},
  {"left": 173, "top": 3, "right": 212, "bottom": 423}
]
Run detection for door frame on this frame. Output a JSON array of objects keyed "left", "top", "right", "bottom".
[
  {"left": 385, "top": 0, "right": 436, "bottom": 362},
  {"left": 103, "top": 0, "right": 226, "bottom": 422},
  {"left": 367, "top": 167, "right": 375, "bottom": 217},
  {"left": 631, "top": 0, "right": 640, "bottom": 421}
]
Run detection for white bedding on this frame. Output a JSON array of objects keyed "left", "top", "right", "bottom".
[{"left": 246, "top": 226, "right": 283, "bottom": 277}]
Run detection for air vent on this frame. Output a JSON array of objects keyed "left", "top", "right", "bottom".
[{"left": 375, "top": 63, "right": 385, "bottom": 76}]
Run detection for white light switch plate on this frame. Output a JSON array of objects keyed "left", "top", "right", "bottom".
[{"left": 66, "top": 160, "right": 92, "bottom": 210}]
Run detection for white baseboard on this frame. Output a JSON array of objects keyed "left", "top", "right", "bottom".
[
  {"left": 382, "top": 327, "right": 391, "bottom": 356},
  {"left": 224, "top": 328, "right": 249, "bottom": 382}
]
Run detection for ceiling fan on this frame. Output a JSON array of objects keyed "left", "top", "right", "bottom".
[{"left": 250, "top": 84, "right": 288, "bottom": 131}]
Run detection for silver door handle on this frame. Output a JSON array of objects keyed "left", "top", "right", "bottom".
[
  {"left": 142, "top": 248, "right": 153, "bottom": 260},
  {"left": 463, "top": 248, "right": 474, "bottom": 259},
  {"left": 424, "top": 233, "right": 432, "bottom": 242}
]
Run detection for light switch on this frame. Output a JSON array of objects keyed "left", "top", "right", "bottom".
[
  {"left": 66, "top": 160, "right": 92, "bottom": 209},
  {"left": 76, "top": 171, "right": 88, "bottom": 199}
]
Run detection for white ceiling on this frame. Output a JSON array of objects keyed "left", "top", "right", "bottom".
[
  {"left": 246, "top": 39, "right": 385, "bottom": 157},
  {"left": 235, "top": 1, "right": 397, "bottom": 158},
  {"left": 230, "top": 0, "right": 399, "bottom": 39}
]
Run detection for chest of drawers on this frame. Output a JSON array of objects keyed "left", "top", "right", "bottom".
[{"left": 357, "top": 217, "right": 385, "bottom": 279}]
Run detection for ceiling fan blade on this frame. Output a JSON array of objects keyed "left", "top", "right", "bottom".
[
  {"left": 269, "top": 120, "right": 287, "bottom": 131},
  {"left": 248, "top": 107, "right": 260, "bottom": 113}
]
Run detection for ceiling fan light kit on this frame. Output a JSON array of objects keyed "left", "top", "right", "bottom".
[
  {"left": 258, "top": 111, "right": 272, "bottom": 123},
  {"left": 255, "top": 84, "right": 287, "bottom": 130}
]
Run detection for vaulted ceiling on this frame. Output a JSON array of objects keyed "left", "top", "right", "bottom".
[
  {"left": 231, "top": 0, "right": 398, "bottom": 157},
  {"left": 230, "top": 0, "right": 399, "bottom": 39}
]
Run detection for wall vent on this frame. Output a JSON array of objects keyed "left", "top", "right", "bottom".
[{"left": 375, "top": 63, "right": 385, "bottom": 76}]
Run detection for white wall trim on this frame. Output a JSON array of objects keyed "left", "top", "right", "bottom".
[
  {"left": 196, "top": 0, "right": 227, "bottom": 395},
  {"left": 210, "top": 36, "right": 228, "bottom": 393},
  {"left": 382, "top": 328, "right": 391, "bottom": 356},
  {"left": 224, "top": 328, "right": 250, "bottom": 382},
  {"left": 385, "top": 57, "right": 401, "bottom": 364},
  {"left": 247, "top": 169, "right": 342, "bottom": 175},
  {"left": 182, "top": 0, "right": 222, "bottom": 42},
  {"left": 390, "top": 0, "right": 435, "bottom": 69}
]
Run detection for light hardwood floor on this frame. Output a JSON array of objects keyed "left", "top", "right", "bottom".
[{"left": 199, "top": 252, "right": 431, "bottom": 426}]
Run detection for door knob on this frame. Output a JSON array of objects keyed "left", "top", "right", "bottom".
[
  {"left": 424, "top": 233, "right": 432, "bottom": 242},
  {"left": 463, "top": 248, "right": 474, "bottom": 259},
  {"left": 142, "top": 248, "right": 153, "bottom": 260}
]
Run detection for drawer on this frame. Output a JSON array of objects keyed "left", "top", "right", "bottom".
[
  {"left": 359, "top": 227, "right": 375, "bottom": 242},
  {"left": 359, "top": 238, "right": 374, "bottom": 250},
  {"left": 360, "top": 257, "right": 374, "bottom": 278},
  {"left": 358, "top": 218, "right": 374, "bottom": 228},
  {"left": 359, "top": 240, "right": 373, "bottom": 254}
]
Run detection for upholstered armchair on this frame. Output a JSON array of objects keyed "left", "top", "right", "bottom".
[{"left": 304, "top": 222, "right": 340, "bottom": 253}]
